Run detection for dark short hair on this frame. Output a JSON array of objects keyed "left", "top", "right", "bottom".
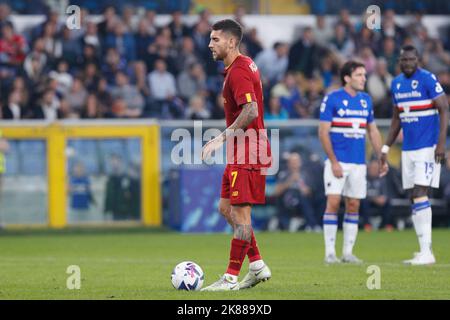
[
  {"left": 400, "top": 45, "right": 419, "bottom": 57},
  {"left": 212, "top": 19, "right": 243, "bottom": 44},
  {"left": 340, "top": 60, "right": 366, "bottom": 85}
]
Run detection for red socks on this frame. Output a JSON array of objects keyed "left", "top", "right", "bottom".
[
  {"left": 247, "top": 231, "right": 262, "bottom": 262},
  {"left": 226, "top": 231, "right": 262, "bottom": 276},
  {"left": 226, "top": 238, "right": 250, "bottom": 276}
]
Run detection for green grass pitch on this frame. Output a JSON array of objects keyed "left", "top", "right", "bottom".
[{"left": 0, "top": 228, "right": 449, "bottom": 299}]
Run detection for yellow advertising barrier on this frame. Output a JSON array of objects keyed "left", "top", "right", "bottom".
[{"left": 0, "top": 120, "right": 161, "bottom": 228}]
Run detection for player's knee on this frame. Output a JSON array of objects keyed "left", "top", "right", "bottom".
[
  {"left": 346, "top": 199, "right": 360, "bottom": 212},
  {"left": 326, "top": 197, "right": 340, "bottom": 213}
]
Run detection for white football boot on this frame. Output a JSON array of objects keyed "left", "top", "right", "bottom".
[
  {"left": 341, "top": 254, "right": 363, "bottom": 264},
  {"left": 403, "top": 252, "right": 435, "bottom": 265},
  {"left": 239, "top": 264, "right": 271, "bottom": 289},
  {"left": 324, "top": 254, "right": 341, "bottom": 264},
  {"left": 201, "top": 274, "right": 239, "bottom": 291}
]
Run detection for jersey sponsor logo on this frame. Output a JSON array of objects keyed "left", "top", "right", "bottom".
[
  {"left": 337, "top": 108, "right": 369, "bottom": 117},
  {"left": 360, "top": 99, "right": 367, "bottom": 108},
  {"left": 394, "top": 91, "right": 422, "bottom": 99}
]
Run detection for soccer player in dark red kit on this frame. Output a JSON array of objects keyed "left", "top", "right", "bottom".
[{"left": 201, "top": 19, "right": 272, "bottom": 291}]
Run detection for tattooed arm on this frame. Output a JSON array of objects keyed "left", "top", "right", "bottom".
[{"left": 201, "top": 102, "right": 258, "bottom": 160}]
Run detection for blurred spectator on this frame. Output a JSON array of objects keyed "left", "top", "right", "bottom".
[
  {"left": 380, "top": 37, "right": 399, "bottom": 76},
  {"left": 49, "top": 59, "right": 73, "bottom": 96},
  {"left": 317, "top": 52, "right": 339, "bottom": 89},
  {"left": 367, "top": 58, "right": 393, "bottom": 118},
  {"left": 135, "top": 19, "right": 155, "bottom": 61},
  {"left": 210, "top": 93, "right": 225, "bottom": 120},
  {"left": 111, "top": 71, "right": 145, "bottom": 113},
  {"left": 272, "top": 152, "right": 321, "bottom": 232},
  {"left": 122, "top": 5, "right": 137, "bottom": 32},
  {"left": 0, "top": 3, "right": 13, "bottom": 29},
  {"left": 303, "top": 78, "right": 325, "bottom": 118},
  {"left": 184, "top": 95, "right": 210, "bottom": 120},
  {"left": 335, "top": 9, "right": 355, "bottom": 37},
  {"left": 254, "top": 42, "right": 289, "bottom": 86},
  {"left": 271, "top": 72, "right": 303, "bottom": 118},
  {"left": 105, "top": 20, "right": 136, "bottom": 62},
  {"left": 329, "top": 22, "right": 355, "bottom": 61},
  {"left": 313, "top": 15, "right": 333, "bottom": 47},
  {"left": 167, "top": 10, "right": 191, "bottom": 48},
  {"left": 96, "top": 78, "right": 113, "bottom": 113},
  {"left": 10, "top": 76, "right": 30, "bottom": 108},
  {"left": 148, "top": 59, "right": 177, "bottom": 103},
  {"left": 130, "top": 61, "right": 151, "bottom": 104},
  {"left": 191, "top": 20, "right": 211, "bottom": 58},
  {"left": 23, "top": 39, "right": 47, "bottom": 87},
  {"left": 102, "top": 47, "right": 127, "bottom": 84},
  {"left": 2, "top": 90, "right": 28, "bottom": 120},
  {"left": 97, "top": 6, "right": 119, "bottom": 39},
  {"left": 264, "top": 96, "right": 289, "bottom": 121},
  {"left": 69, "top": 162, "right": 95, "bottom": 222},
  {"left": 32, "top": 88, "right": 62, "bottom": 120},
  {"left": 41, "top": 22, "right": 63, "bottom": 63},
  {"left": 380, "top": 9, "right": 406, "bottom": 46},
  {"left": 78, "top": 44, "right": 100, "bottom": 70},
  {"left": 356, "top": 46, "right": 376, "bottom": 75},
  {"left": 81, "top": 62, "right": 100, "bottom": 92},
  {"left": 104, "top": 154, "right": 136, "bottom": 221},
  {"left": 177, "top": 62, "right": 206, "bottom": 101},
  {"left": 0, "top": 21, "right": 28, "bottom": 67},
  {"left": 83, "top": 21, "right": 101, "bottom": 49},
  {"left": 360, "top": 158, "right": 393, "bottom": 232},
  {"left": 422, "top": 39, "right": 450, "bottom": 76},
  {"left": 354, "top": 26, "right": 379, "bottom": 54},
  {"left": 288, "top": 27, "right": 322, "bottom": 78},
  {"left": 80, "top": 93, "right": 103, "bottom": 119},
  {"left": 65, "top": 77, "right": 88, "bottom": 115},
  {"left": 175, "top": 36, "right": 200, "bottom": 73},
  {"left": 242, "top": 27, "right": 263, "bottom": 59}
]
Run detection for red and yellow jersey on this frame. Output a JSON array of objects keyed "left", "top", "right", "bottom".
[{"left": 222, "top": 55, "right": 271, "bottom": 168}]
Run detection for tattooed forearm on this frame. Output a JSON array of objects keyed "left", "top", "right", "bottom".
[
  {"left": 234, "top": 224, "right": 253, "bottom": 241},
  {"left": 220, "top": 102, "right": 258, "bottom": 142}
]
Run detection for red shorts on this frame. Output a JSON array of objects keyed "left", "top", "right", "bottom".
[{"left": 220, "top": 165, "right": 266, "bottom": 205}]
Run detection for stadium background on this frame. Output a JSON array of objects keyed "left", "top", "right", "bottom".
[{"left": 1, "top": 0, "right": 450, "bottom": 233}]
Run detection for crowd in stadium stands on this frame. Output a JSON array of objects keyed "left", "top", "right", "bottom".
[{"left": 0, "top": 3, "right": 449, "bottom": 122}]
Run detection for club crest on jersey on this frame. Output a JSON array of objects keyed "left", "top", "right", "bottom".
[
  {"left": 360, "top": 99, "right": 367, "bottom": 108},
  {"left": 352, "top": 123, "right": 360, "bottom": 129},
  {"left": 403, "top": 106, "right": 410, "bottom": 113},
  {"left": 397, "top": 83, "right": 401, "bottom": 90},
  {"left": 411, "top": 80, "right": 419, "bottom": 89},
  {"left": 343, "top": 100, "right": 348, "bottom": 107}
]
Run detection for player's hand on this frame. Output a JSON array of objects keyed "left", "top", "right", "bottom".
[
  {"left": 379, "top": 154, "right": 389, "bottom": 177},
  {"left": 331, "top": 161, "right": 343, "bottom": 178},
  {"left": 435, "top": 144, "right": 446, "bottom": 164},
  {"left": 201, "top": 135, "right": 224, "bottom": 161}
]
